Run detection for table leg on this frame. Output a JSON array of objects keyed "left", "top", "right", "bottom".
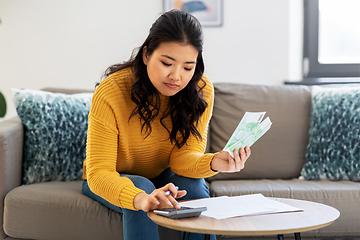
[
  {"left": 182, "top": 232, "right": 210, "bottom": 240},
  {"left": 294, "top": 232, "right": 301, "bottom": 240},
  {"left": 182, "top": 231, "right": 190, "bottom": 240},
  {"left": 278, "top": 234, "right": 284, "bottom": 240}
]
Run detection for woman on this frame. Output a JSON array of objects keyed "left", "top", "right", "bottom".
[{"left": 82, "top": 9, "right": 251, "bottom": 240}]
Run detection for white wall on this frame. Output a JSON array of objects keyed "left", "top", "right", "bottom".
[{"left": 0, "top": 0, "right": 303, "bottom": 120}]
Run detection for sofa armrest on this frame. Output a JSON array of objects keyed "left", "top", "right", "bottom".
[{"left": 0, "top": 117, "right": 23, "bottom": 240}]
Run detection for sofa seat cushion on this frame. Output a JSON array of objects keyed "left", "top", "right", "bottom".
[
  {"left": 210, "top": 179, "right": 360, "bottom": 237},
  {"left": 4, "top": 181, "right": 123, "bottom": 240}
]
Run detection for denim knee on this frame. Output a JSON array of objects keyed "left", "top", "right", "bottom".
[{"left": 124, "top": 174, "right": 156, "bottom": 194}]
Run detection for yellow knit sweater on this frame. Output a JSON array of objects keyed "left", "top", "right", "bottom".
[{"left": 83, "top": 67, "right": 217, "bottom": 210}]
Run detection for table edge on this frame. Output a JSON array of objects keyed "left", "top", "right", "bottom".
[{"left": 148, "top": 197, "right": 340, "bottom": 236}]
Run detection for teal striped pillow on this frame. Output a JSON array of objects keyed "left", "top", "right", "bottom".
[{"left": 302, "top": 86, "right": 360, "bottom": 181}]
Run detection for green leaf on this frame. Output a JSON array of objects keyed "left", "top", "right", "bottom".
[{"left": 0, "top": 91, "right": 7, "bottom": 118}]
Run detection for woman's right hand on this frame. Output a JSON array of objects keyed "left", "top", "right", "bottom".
[{"left": 133, "top": 183, "right": 187, "bottom": 212}]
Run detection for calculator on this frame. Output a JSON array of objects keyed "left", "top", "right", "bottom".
[{"left": 153, "top": 206, "right": 207, "bottom": 219}]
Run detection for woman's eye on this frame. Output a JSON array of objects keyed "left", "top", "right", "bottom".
[
  {"left": 161, "top": 61, "right": 171, "bottom": 66},
  {"left": 184, "top": 67, "right": 192, "bottom": 71}
]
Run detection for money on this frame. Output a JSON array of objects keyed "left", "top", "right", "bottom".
[{"left": 223, "top": 112, "right": 272, "bottom": 158}]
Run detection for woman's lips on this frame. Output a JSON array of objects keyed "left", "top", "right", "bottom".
[{"left": 165, "top": 83, "right": 179, "bottom": 89}]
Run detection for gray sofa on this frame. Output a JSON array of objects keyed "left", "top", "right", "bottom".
[{"left": 1, "top": 83, "right": 360, "bottom": 240}]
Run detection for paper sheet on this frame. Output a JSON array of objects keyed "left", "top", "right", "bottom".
[{"left": 179, "top": 194, "right": 303, "bottom": 220}]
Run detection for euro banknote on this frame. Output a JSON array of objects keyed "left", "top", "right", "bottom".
[{"left": 223, "top": 112, "right": 272, "bottom": 158}]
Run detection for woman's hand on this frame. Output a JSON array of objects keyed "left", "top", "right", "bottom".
[
  {"left": 133, "top": 183, "right": 187, "bottom": 212},
  {"left": 210, "top": 146, "right": 251, "bottom": 173}
]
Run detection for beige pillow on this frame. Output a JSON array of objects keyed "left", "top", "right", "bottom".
[{"left": 207, "top": 83, "right": 311, "bottom": 180}]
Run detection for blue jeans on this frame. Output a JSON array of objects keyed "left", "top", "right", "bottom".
[{"left": 82, "top": 168, "right": 216, "bottom": 240}]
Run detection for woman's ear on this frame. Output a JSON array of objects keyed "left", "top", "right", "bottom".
[{"left": 142, "top": 46, "right": 149, "bottom": 65}]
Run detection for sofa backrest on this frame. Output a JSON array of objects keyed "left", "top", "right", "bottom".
[{"left": 207, "top": 83, "right": 312, "bottom": 180}]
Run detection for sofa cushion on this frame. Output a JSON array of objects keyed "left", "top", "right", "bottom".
[
  {"left": 4, "top": 181, "right": 123, "bottom": 240},
  {"left": 209, "top": 178, "right": 360, "bottom": 236},
  {"left": 12, "top": 88, "right": 93, "bottom": 184},
  {"left": 208, "top": 83, "right": 312, "bottom": 180},
  {"left": 302, "top": 86, "right": 360, "bottom": 181}
]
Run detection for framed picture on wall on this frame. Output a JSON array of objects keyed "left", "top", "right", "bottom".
[{"left": 164, "top": 0, "right": 223, "bottom": 27}]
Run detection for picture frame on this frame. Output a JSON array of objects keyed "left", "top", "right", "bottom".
[{"left": 164, "top": 0, "right": 223, "bottom": 27}]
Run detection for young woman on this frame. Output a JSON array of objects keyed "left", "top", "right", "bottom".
[{"left": 82, "top": 9, "right": 251, "bottom": 240}]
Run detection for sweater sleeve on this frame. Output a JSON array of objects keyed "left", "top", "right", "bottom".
[
  {"left": 84, "top": 79, "right": 144, "bottom": 210},
  {"left": 169, "top": 76, "right": 219, "bottom": 178}
]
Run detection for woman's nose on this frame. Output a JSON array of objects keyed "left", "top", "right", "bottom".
[{"left": 170, "top": 67, "right": 181, "bottom": 81}]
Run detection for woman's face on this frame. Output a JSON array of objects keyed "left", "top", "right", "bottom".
[{"left": 143, "top": 42, "right": 199, "bottom": 97}]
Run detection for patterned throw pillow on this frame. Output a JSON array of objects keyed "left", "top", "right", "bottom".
[
  {"left": 12, "top": 88, "right": 93, "bottom": 184},
  {"left": 301, "top": 86, "right": 360, "bottom": 181}
]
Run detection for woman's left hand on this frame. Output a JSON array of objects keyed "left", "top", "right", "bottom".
[{"left": 210, "top": 146, "right": 251, "bottom": 173}]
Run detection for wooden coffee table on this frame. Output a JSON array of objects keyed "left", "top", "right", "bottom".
[{"left": 148, "top": 198, "right": 340, "bottom": 240}]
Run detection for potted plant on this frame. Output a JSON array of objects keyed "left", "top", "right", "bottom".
[{"left": 0, "top": 91, "right": 6, "bottom": 118}]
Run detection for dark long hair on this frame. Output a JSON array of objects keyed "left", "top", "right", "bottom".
[{"left": 104, "top": 9, "right": 207, "bottom": 148}]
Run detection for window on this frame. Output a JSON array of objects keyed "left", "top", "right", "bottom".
[{"left": 303, "top": 0, "right": 360, "bottom": 78}]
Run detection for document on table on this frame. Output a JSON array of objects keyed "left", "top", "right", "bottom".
[
  {"left": 179, "top": 194, "right": 303, "bottom": 220},
  {"left": 223, "top": 112, "right": 272, "bottom": 158}
]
